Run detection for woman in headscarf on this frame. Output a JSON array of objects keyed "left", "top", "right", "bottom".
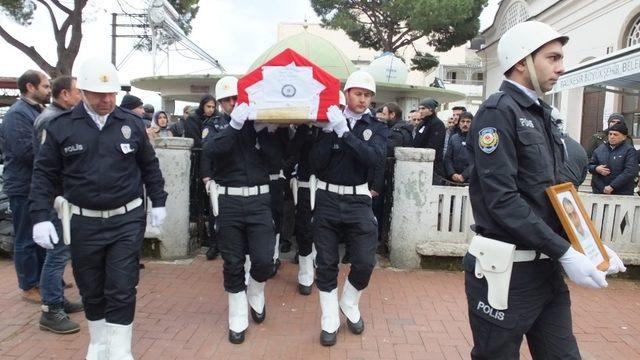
[{"left": 147, "top": 110, "right": 174, "bottom": 140}]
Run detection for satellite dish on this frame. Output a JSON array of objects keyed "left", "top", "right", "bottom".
[{"left": 367, "top": 52, "right": 408, "bottom": 84}]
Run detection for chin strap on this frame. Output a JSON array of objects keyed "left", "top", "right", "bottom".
[{"left": 525, "top": 55, "right": 544, "bottom": 98}]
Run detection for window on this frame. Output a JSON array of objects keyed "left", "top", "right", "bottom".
[
  {"left": 626, "top": 14, "right": 640, "bottom": 47},
  {"left": 447, "top": 71, "right": 458, "bottom": 84},
  {"left": 498, "top": 2, "right": 529, "bottom": 37}
]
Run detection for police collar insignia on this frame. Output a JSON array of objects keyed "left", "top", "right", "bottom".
[
  {"left": 121, "top": 125, "right": 131, "bottom": 139},
  {"left": 363, "top": 129, "right": 372, "bottom": 141},
  {"left": 479, "top": 127, "right": 499, "bottom": 154},
  {"left": 202, "top": 128, "right": 209, "bottom": 139},
  {"left": 41, "top": 130, "right": 47, "bottom": 145},
  {"left": 519, "top": 118, "right": 534, "bottom": 128}
]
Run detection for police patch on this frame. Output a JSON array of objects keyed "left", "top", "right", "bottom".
[
  {"left": 363, "top": 129, "right": 372, "bottom": 141},
  {"left": 40, "top": 130, "right": 47, "bottom": 145},
  {"left": 478, "top": 127, "right": 499, "bottom": 154},
  {"left": 202, "top": 128, "right": 209, "bottom": 139},
  {"left": 121, "top": 125, "right": 131, "bottom": 139}
]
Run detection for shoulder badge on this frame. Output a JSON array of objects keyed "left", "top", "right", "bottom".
[
  {"left": 363, "top": 129, "right": 372, "bottom": 141},
  {"left": 478, "top": 127, "right": 499, "bottom": 154},
  {"left": 121, "top": 125, "right": 131, "bottom": 139},
  {"left": 202, "top": 128, "right": 209, "bottom": 139},
  {"left": 40, "top": 130, "right": 47, "bottom": 145}
]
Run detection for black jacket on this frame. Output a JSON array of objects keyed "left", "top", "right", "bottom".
[
  {"left": 589, "top": 142, "right": 638, "bottom": 195},
  {"left": 285, "top": 124, "right": 317, "bottom": 181},
  {"left": 386, "top": 119, "right": 413, "bottom": 156},
  {"left": 558, "top": 134, "right": 588, "bottom": 188},
  {"left": 444, "top": 132, "right": 472, "bottom": 180},
  {"left": 29, "top": 104, "right": 167, "bottom": 224},
  {"left": 200, "top": 114, "right": 230, "bottom": 179},
  {"left": 184, "top": 110, "right": 216, "bottom": 149},
  {"left": 468, "top": 80, "right": 569, "bottom": 259},
  {"left": 413, "top": 114, "right": 445, "bottom": 180}
]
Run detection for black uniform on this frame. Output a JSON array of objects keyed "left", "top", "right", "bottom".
[
  {"left": 202, "top": 116, "right": 278, "bottom": 293},
  {"left": 443, "top": 132, "right": 472, "bottom": 181},
  {"left": 266, "top": 127, "right": 289, "bottom": 243},
  {"left": 310, "top": 114, "right": 387, "bottom": 292},
  {"left": 413, "top": 114, "right": 445, "bottom": 183},
  {"left": 465, "top": 80, "right": 578, "bottom": 359},
  {"left": 29, "top": 104, "right": 167, "bottom": 325},
  {"left": 589, "top": 142, "right": 638, "bottom": 195}
]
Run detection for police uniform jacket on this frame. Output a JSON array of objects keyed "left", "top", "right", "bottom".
[
  {"left": 588, "top": 142, "right": 638, "bottom": 195},
  {"left": 444, "top": 131, "right": 472, "bottom": 180},
  {"left": 29, "top": 104, "right": 168, "bottom": 225},
  {"left": 468, "top": 80, "right": 570, "bottom": 260},
  {"left": 200, "top": 115, "right": 229, "bottom": 179},
  {"left": 310, "top": 113, "right": 388, "bottom": 186},
  {"left": 266, "top": 127, "right": 289, "bottom": 175},
  {"left": 386, "top": 119, "right": 413, "bottom": 156},
  {"left": 202, "top": 114, "right": 279, "bottom": 187},
  {"left": 33, "top": 102, "right": 67, "bottom": 155},
  {"left": 413, "top": 114, "right": 445, "bottom": 177},
  {"left": 3, "top": 97, "right": 43, "bottom": 197},
  {"left": 285, "top": 124, "right": 316, "bottom": 182}
]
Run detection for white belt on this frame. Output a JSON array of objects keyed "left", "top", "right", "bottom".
[
  {"left": 71, "top": 198, "right": 143, "bottom": 218},
  {"left": 269, "top": 170, "right": 285, "bottom": 181},
  {"left": 219, "top": 184, "right": 269, "bottom": 197},
  {"left": 316, "top": 180, "right": 370, "bottom": 196},
  {"left": 298, "top": 181, "right": 310, "bottom": 189},
  {"left": 513, "top": 250, "right": 550, "bottom": 262}
]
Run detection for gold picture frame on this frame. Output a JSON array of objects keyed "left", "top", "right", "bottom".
[{"left": 545, "top": 182, "right": 609, "bottom": 271}]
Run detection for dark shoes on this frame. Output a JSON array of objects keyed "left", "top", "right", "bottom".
[
  {"left": 346, "top": 317, "right": 364, "bottom": 334},
  {"left": 269, "top": 259, "right": 281, "bottom": 278},
  {"left": 320, "top": 330, "right": 337, "bottom": 346},
  {"left": 63, "top": 299, "right": 84, "bottom": 314},
  {"left": 206, "top": 246, "right": 219, "bottom": 260},
  {"left": 341, "top": 252, "right": 351, "bottom": 264},
  {"left": 298, "top": 283, "right": 312, "bottom": 296},
  {"left": 250, "top": 306, "right": 266, "bottom": 324},
  {"left": 280, "top": 241, "right": 292, "bottom": 253},
  {"left": 228, "top": 329, "right": 245, "bottom": 344},
  {"left": 39, "top": 304, "right": 80, "bottom": 334}
]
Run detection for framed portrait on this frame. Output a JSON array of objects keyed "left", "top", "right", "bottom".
[{"left": 545, "top": 182, "right": 609, "bottom": 271}]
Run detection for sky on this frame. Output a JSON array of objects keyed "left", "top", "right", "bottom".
[{"left": 0, "top": 0, "right": 500, "bottom": 108}]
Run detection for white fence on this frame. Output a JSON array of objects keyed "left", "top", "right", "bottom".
[{"left": 389, "top": 147, "right": 640, "bottom": 268}]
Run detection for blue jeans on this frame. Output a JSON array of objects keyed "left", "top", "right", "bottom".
[
  {"left": 40, "top": 215, "right": 71, "bottom": 306},
  {"left": 10, "top": 196, "right": 45, "bottom": 290}
]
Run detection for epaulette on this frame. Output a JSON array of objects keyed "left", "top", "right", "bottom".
[{"left": 484, "top": 91, "right": 505, "bottom": 109}]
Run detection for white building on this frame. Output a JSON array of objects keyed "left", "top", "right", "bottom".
[{"left": 479, "top": 0, "right": 640, "bottom": 147}]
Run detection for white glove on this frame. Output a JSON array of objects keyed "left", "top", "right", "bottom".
[
  {"left": 313, "top": 121, "right": 333, "bottom": 133},
  {"left": 603, "top": 244, "right": 626, "bottom": 275},
  {"left": 559, "top": 247, "right": 608, "bottom": 289},
  {"left": 326, "top": 105, "right": 349, "bottom": 137},
  {"left": 229, "top": 103, "right": 250, "bottom": 130},
  {"left": 33, "top": 221, "right": 59, "bottom": 250},
  {"left": 151, "top": 207, "right": 167, "bottom": 227},
  {"left": 253, "top": 122, "right": 267, "bottom": 133}
]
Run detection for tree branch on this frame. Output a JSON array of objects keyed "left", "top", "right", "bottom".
[
  {"left": 36, "top": 0, "right": 60, "bottom": 35},
  {"left": 0, "top": 25, "right": 55, "bottom": 74},
  {"left": 49, "top": 0, "right": 72, "bottom": 14}
]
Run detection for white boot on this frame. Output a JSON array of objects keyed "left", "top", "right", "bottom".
[
  {"left": 311, "top": 243, "right": 317, "bottom": 268},
  {"left": 104, "top": 322, "right": 133, "bottom": 360},
  {"left": 298, "top": 253, "right": 315, "bottom": 287},
  {"left": 273, "top": 233, "right": 280, "bottom": 261},
  {"left": 86, "top": 319, "right": 107, "bottom": 360},
  {"left": 339, "top": 280, "right": 362, "bottom": 323},
  {"left": 228, "top": 291, "right": 249, "bottom": 333},
  {"left": 319, "top": 289, "right": 339, "bottom": 333},
  {"left": 247, "top": 276, "right": 266, "bottom": 323},
  {"left": 244, "top": 255, "right": 251, "bottom": 286}
]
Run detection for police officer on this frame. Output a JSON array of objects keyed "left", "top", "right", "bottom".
[
  {"left": 413, "top": 97, "right": 445, "bottom": 184},
  {"left": 29, "top": 58, "right": 167, "bottom": 360},
  {"left": 465, "top": 21, "right": 626, "bottom": 359},
  {"left": 310, "top": 70, "right": 388, "bottom": 346},
  {"left": 202, "top": 76, "right": 278, "bottom": 344},
  {"left": 443, "top": 111, "right": 473, "bottom": 184},
  {"left": 265, "top": 125, "right": 289, "bottom": 274}
]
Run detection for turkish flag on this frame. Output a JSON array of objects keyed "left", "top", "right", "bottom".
[{"left": 237, "top": 48, "right": 340, "bottom": 122}]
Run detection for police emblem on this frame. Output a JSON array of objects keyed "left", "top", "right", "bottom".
[
  {"left": 478, "top": 127, "right": 499, "bottom": 154},
  {"left": 363, "top": 129, "right": 373, "bottom": 141},
  {"left": 121, "top": 125, "right": 131, "bottom": 139},
  {"left": 202, "top": 128, "right": 209, "bottom": 139},
  {"left": 281, "top": 84, "right": 297, "bottom": 98},
  {"left": 40, "top": 130, "right": 47, "bottom": 144}
]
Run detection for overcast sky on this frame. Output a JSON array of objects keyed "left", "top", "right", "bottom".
[{"left": 0, "top": 0, "right": 499, "bottom": 107}]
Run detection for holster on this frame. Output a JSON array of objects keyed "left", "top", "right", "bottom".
[
  {"left": 309, "top": 174, "right": 317, "bottom": 211},
  {"left": 53, "top": 196, "right": 72, "bottom": 245},
  {"left": 468, "top": 235, "right": 516, "bottom": 310},
  {"left": 290, "top": 178, "right": 298, "bottom": 206},
  {"left": 206, "top": 180, "right": 219, "bottom": 217}
]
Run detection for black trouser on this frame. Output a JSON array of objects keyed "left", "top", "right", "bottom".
[
  {"left": 70, "top": 206, "right": 145, "bottom": 325},
  {"left": 216, "top": 193, "right": 275, "bottom": 293},
  {"left": 294, "top": 188, "right": 313, "bottom": 256},
  {"left": 268, "top": 178, "right": 284, "bottom": 236},
  {"left": 313, "top": 190, "right": 377, "bottom": 292},
  {"left": 463, "top": 253, "right": 581, "bottom": 360}
]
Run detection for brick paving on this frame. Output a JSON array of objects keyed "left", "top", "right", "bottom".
[{"left": 0, "top": 254, "right": 638, "bottom": 359}]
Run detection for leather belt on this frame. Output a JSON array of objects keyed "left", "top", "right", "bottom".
[
  {"left": 316, "top": 180, "right": 370, "bottom": 197},
  {"left": 72, "top": 198, "right": 143, "bottom": 218}
]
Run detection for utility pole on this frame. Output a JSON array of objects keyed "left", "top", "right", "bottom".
[
  {"left": 111, "top": 13, "right": 117, "bottom": 66},
  {"left": 110, "top": 13, "right": 149, "bottom": 69}
]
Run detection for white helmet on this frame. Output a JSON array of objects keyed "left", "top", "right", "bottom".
[
  {"left": 338, "top": 91, "right": 346, "bottom": 106},
  {"left": 215, "top": 76, "right": 238, "bottom": 101},
  {"left": 76, "top": 58, "right": 120, "bottom": 93},
  {"left": 344, "top": 70, "right": 376, "bottom": 94},
  {"left": 497, "top": 21, "right": 568, "bottom": 74}
]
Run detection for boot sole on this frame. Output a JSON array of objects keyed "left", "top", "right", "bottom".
[{"left": 39, "top": 324, "right": 80, "bottom": 334}]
